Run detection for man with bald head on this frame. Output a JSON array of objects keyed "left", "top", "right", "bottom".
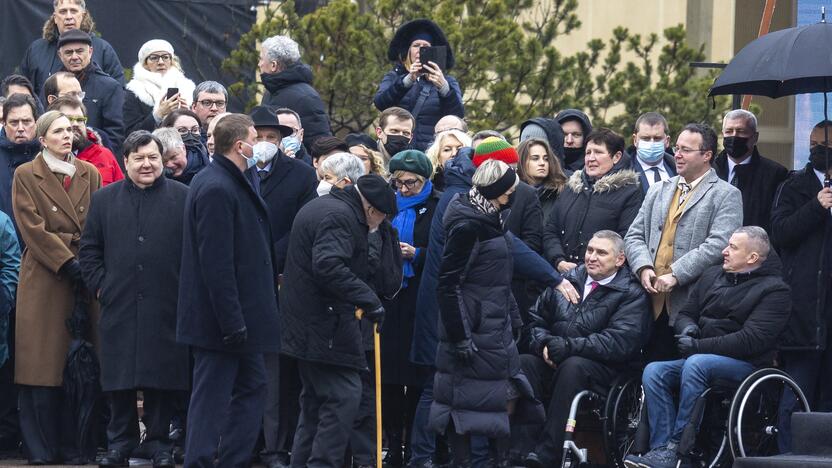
[{"left": 434, "top": 114, "right": 468, "bottom": 136}]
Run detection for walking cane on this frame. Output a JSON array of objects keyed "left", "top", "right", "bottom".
[{"left": 356, "top": 308, "right": 383, "bottom": 468}]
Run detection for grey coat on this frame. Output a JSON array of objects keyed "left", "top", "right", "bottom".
[{"left": 624, "top": 169, "right": 742, "bottom": 322}]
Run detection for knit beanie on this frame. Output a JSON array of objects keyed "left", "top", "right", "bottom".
[
  {"left": 473, "top": 137, "right": 519, "bottom": 167},
  {"left": 138, "top": 39, "right": 175, "bottom": 63},
  {"left": 520, "top": 123, "right": 548, "bottom": 142},
  {"left": 389, "top": 150, "right": 433, "bottom": 179}
]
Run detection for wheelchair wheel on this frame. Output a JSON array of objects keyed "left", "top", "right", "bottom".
[
  {"left": 727, "top": 368, "right": 810, "bottom": 459},
  {"left": 602, "top": 375, "right": 643, "bottom": 468}
]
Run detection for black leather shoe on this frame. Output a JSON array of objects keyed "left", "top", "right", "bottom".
[
  {"left": 523, "top": 452, "right": 544, "bottom": 468},
  {"left": 98, "top": 449, "right": 129, "bottom": 467},
  {"left": 152, "top": 451, "right": 175, "bottom": 468}
]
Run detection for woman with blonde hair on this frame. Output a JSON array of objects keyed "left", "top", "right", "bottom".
[
  {"left": 13, "top": 110, "right": 101, "bottom": 464},
  {"left": 516, "top": 138, "right": 567, "bottom": 223},
  {"left": 425, "top": 129, "right": 471, "bottom": 190}
]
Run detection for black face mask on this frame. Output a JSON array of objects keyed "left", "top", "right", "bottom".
[
  {"left": 383, "top": 134, "right": 410, "bottom": 156},
  {"left": 563, "top": 146, "right": 584, "bottom": 165},
  {"left": 723, "top": 136, "right": 750, "bottom": 158},
  {"left": 182, "top": 132, "right": 202, "bottom": 147},
  {"left": 809, "top": 144, "right": 831, "bottom": 172}
]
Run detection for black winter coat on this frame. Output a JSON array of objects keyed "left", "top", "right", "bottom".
[
  {"left": 21, "top": 35, "right": 124, "bottom": 95},
  {"left": 79, "top": 176, "right": 190, "bottom": 391},
  {"left": 374, "top": 65, "right": 464, "bottom": 151},
  {"left": 257, "top": 153, "right": 318, "bottom": 274},
  {"left": 429, "top": 195, "right": 543, "bottom": 438},
  {"left": 544, "top": 167, "right": 642, "bottom": 267},
  {"left": 261, "top": 64, "right": 332, "bottom": 151},
  {"left": 523, "top": 264, "right": 650, "bottom": 365},
  {"left": 74, "top": 64, "right": 125, "bottom": 157},
  {"left": 0, "top": 130, "right": 38, "bottom": 237},
  {"left": 280, "top": 186, "right": 403, "bottom": 370},
  {"left": 381, "top": 189, "right": 440, "bottom": 385},
  {"left": 674, "top": 256, "right": 791, "bottom": 367},
  {"left": 714, "top": 148, "right": 788, "bottom": 233},
  {"left": 176, "top": 155, "right": 279, "bottom": 353},
  {"left": 504, "top": 181, "right": 543, "bottom": 253},
  {"left": 538, "top": 186, "right": 560, "bottom": 225},
  {"left": 770, "top": 164, "right": 832, "bottom": 350},
  {"left": 122, "top": 91, "right": 156, "bottom": 136}
]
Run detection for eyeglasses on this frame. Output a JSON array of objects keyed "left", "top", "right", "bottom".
[
  {"left": 391, "top": 178, "right": 420, "bottom": 189},
  {"left": 66, "top": 116, "right": 87, "bottom": 124},
  {"left": 197, "top": 100, "right": 226, "bottom": 109},
  {"left": 176, "top": 126, "right": 201, "bottom": 136},
  {"left": 673, "top": 146, "right": 708, "bottom": 156},
  {"left": 147, "top": 54, "right": 172, "bottom": 63},
  {"left": 60, "top": 91, "right": 86, "bottom": 101}
]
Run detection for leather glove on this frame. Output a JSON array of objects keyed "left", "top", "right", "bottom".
[
  {"left": 546, "top": 337, "right": 570, "bottom": 363},
  {"left": 223, "top": 326, "right": 248, "bottom": 346},
  {"left": 679, "top": 324, "right": 700, "bottom": 338},
  {"left": 675, "top": 335, "right": 698, "bottom": 357},
  {"left": 61, "top": 259, "right": 84, "bottom": 287},
  {"left": 452, "top": 338, "right": 474, "bottom": 366},
  {"left": 364, "top": 305, "right": 385, "bottom": 331}
]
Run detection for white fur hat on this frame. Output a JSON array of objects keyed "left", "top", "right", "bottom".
[{"left": 138, "top": 39, "right": 175, "bottom": 63}]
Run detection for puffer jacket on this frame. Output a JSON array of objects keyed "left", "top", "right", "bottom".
[
  {"left": 523, "top": 264, "right": 651, "bottom": 365},
  {"left": 261, "top": 63, "right": 332, "bottom": 151}
]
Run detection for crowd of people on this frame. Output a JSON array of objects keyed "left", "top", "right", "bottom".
[{"left": 0, "top": 2, "right": 830, "bottom": 468}]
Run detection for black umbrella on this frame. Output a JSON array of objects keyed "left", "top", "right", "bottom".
[
  {"left": 709, "top": 9, "right": 832, "bottom": 174},
  {"left": 63, "top": 284, "right": 101, "bottom": 462}
]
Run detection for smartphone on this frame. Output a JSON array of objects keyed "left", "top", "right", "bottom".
[
  {"left": 165, "top": 87, "right": 179, "bottom": 100},
  {"left": 419, "top": 46, "right": 448, "bottom": 72}
]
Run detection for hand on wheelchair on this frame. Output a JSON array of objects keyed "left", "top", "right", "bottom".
[{"left": 675, "top": 334, "right": 698, "bottom": 357}]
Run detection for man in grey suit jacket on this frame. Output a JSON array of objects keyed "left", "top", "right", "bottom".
[{"left": 624, "top": 123, "right": 742, "bottom": 362}]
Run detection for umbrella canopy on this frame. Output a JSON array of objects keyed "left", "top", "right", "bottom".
[{"left": 709, "top": 19, "right": 832, "bottom": 98}]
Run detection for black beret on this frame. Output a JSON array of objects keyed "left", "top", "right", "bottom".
[
  {"left": 57, "top": 29, "right": 93, "bottom": 49},
  {"left": 357, "top": 174, "right": 397, "bottom": 215}
]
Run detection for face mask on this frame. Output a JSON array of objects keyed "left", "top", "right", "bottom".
[
  {"left": 809, "top": 144, "right": 831, "bottom": 172},
  {"left": 563, "top": 146, "right": 584, "bottom": 165},
  {"left": 253, "top": 141, "right": 278, "bottom": 164},
  {"left": 383, "top": 134, "right": 410, "bottom": 156},
  {"left": 723, "top": 136, "right": 750, "bottom": 158},
  {"left": 240, "top": 143, "right": 258, "bottom": 170},
  {"left": 636, "top": 140, "right": 666, "bottom": 164},
  {"left": 316, "top": 180, "right": 333, "bottom": 196},
  {"left": 281, "top": 136, "right": 302, "bottom": 156},
  {"left": 182, "top": 132, "right": 201, "bottom": 147}
]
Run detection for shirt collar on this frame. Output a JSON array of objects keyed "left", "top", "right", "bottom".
[
  {"left": 679, "top": 169, "right": 709, "bottom": 191},
  {"left": 638, "top": 158, "right": 667, "bottom": 173},
  {"left": 585, "top": 270, "right": 617, "bottom": 289},
  {"left": 814, "top": 168, "right": 828, "bottom": 187}
]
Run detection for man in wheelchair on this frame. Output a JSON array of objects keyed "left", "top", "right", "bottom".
[
  {"left": 624, "top": 226, "right": 791, "bottom": 468},
  {"left": 519, "top": 230, "right": 652, "bottom": 467}
]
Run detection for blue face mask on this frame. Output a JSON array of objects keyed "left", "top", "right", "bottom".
[
  {"left": 636, "top": 140, "right": 666, "bottom": 164},
  {"left": 281, "top": 136, "right": 302, "bottom": 156},
  {"left": 240, "top": 143, "right": 258, "bottom": 170}
]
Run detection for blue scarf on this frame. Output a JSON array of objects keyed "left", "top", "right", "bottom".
[{"left": 392, "top": 180, "right": 433, "bottom": 287}]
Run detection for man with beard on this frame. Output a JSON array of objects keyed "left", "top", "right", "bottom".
[
  {"left": 54, "top": 29, "right": 124, "bottom": 156},
  {"left": 555, "top": 109, "right": 593, "bottom": 172},
  {"left": 375, "top": 107, "right": 415, "bottom": 165},
  {"left": 48, "top": 95, "right": 123, "bottom": 186}
]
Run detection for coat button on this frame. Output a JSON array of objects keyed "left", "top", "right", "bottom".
[
  {"left": 138, "top": 236, "right": 144, "bottom": 242},
  {"left": 137, "top": 264, "right": 143, "bottom": 271},
  {"left": 137, "top": 293, "right": 143, "bottom": 301},
  {"left": 51, "top": 206, "right": 58, "bottom": 212},
  {"left": 79, "top": 206, "right": 84, "bottom": 212}
]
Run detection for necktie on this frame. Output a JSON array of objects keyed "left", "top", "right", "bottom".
[
  {"left": 729, "top": 171, "right": 738, "bottom": 186},
  {"left": 258, "top": 170, "right": 268, "bottom": 180},
  {"left": 679, "top": 183, "right": 691, "bottom": 205},
  {"left": 589, "top": 281, "right": 599, "bottom": 292},
  {"left": 650, "top": 167, "right": 661, "bottom": 183}
]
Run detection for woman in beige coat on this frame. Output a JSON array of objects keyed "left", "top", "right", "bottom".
[{"left": 12, "top": 110, "right": 101, "bottom": 464}]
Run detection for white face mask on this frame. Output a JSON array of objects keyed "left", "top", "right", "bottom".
[
  {"left": 253, "top": 141, "right": 278, "bottom": 164},
  {"left": 316, "top": 180, "right": 333, "bottom": 196}
]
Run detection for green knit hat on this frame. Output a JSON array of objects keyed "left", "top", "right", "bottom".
[
  {"left": 473, "top": 136, "right": 519, "bottom": 167},
  {"left": 389, "top": 149, "right": 433, "bottom": 179}
]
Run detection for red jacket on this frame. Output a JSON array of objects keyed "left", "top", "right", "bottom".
[{"left": 77, "top": 130, "right": 124, "bottom": 186}]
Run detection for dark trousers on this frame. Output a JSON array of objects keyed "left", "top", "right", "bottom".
[
  {"left": 18, "top": 385, "right": 87, "bottom": 463},
  {"left": 645, "top": 310, "right": 679, "bottom": 363},
  {"left": 350, "top": 354, "right": 376, "bottom": 466},
  {"left": 107, "top": 389, "right": 175, "bottom": 455},
  {"left": 262, "top": 353, "right": 300, "bottom": 464},
  {"left": 291, "top": 360, "right": 361, "bottom": 468},
  {"left": 184, "top": 348, "right": 266, "bottom": 468},
  {"left": 520, "top": 354, "right": 618, "bottom": 465},
  {"left": 381, "top": 382, "right": 422, "bottom": 463},
  {"left": 778, "top": 347, "right": 832, "bottom": 451},
  {"left": 0, "top": 311, "right": 18, "bottom": 448}
]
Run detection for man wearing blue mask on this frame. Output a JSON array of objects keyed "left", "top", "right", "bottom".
[
  {"left": 275, "top": 107, "right": 312, "bottom": 166},
  {"left": 626, "top": 111, "right": 676, "bottom": 194}
]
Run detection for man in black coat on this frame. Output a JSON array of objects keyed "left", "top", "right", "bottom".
[
  {"left": 555, "top": 109, "right": 593, "bottom": 172},
  {"left": 54, "top": 30, "right": 124, "bottom": 157},
  {"left": 714, "top": 109, "right": 788, "bottom": 233},
  {"left": 79, "top": 131, "right": 188, "bottom": 467},
  {"left": 625, "top": 111, "right": 677, "bottom": 194},
  {"left": 258, "top": 35, "right": 332, "bottom": 152},
  {"left": 280, "top": 174, "right": 400, "bottom": 468},
  {"left": 625, "top": 226, "right": 790, "bottom": 468},
  {"left": 520, "top": 231, "right": 650, "bottom": 468},
  {"left": 176, "top": 114, "right": 280, "bottom": 468},
  {"left": 0, "top": 95, "right": 41, "bottom": 237},
  {"left": 772, "top": 120, "right": 832, "bottom": 450}
]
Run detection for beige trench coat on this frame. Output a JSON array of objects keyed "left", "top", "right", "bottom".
[{"left": 13, "top": 154, "right": 101, "bottom": 386}]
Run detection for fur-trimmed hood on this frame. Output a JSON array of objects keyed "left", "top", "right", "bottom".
[
  {"left": 126, "top": 62, "right": 196, "bottom": 109},
  {"left": 567, "top": 168, "right": 640, "bottom": 194}
]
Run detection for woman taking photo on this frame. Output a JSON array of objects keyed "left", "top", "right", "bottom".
[
  {"left": 429, "top": 159, "right": 542, "bottom": 468},
  {"left": 517, "top": 138, "right": 567, "bottom": 224},
  {"left": 380, "top": 150, "right": 439, "bottom": 466},
  {"left": 13, "top": 111, "right": 102, "bottom": 464},
  {"left": 374, "top": 19, "right": 464, "bottom": 151},
  {"left": 123, "top": 39, "right": 196, "bottom": 136},
  {"left": 425, "top": 128, "right": 471, "bottom": 191}
]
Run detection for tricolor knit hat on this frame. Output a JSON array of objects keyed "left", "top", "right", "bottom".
[{"left": 473, "top": 137, "right": 519, "bottom": 167}]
